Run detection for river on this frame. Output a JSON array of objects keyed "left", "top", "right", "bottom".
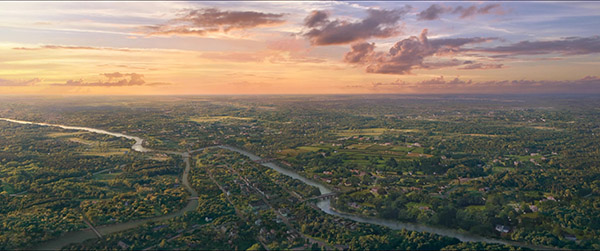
[
  {"left": 0, "top": 118, "right": 150, "bottom": 152},
  {"left": 218, "top": 146, "right": 555, "bottom": 250},
  {"left": 0, "top": 118, "right": 555, "bottom": 250}
]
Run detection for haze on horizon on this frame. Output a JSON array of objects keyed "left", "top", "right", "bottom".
[{"left": 1, "top": 1, "right": 599, "bottom": 95}]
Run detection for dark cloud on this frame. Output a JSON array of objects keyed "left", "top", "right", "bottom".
[
  {"left": 343, "top": 42, "right": 377, "bottom": 64},
  {"left": 303, "top": 7, "right": 411, "bottom": 45},
  {"left": 346, "top": 29, "right": 495, "bottom": 74},
  {"left": 473, "top": 36, "right": 600, "bottom": 56},
  {"left": 369, "top": 75, "right": 600, "bottom": 94},
  {"left": 144, "top": 8, "right": 286, "bottom": 36},
  {"left": 417, "top": 4, "right": 450, "bottom": 21},
  {"left": 304, "top": 10, "right": 329, "bottom": 28},
  {"left": 0, "top": 78, "right": 41, "bottom": 86},
  {"left": 54, "top": 73, "right": 170, "bottom": 87},
  {"left": 13, "top": 45, "right": 133, "bottom": 52},
  {"left": 418, "top": 3, "right": 504, "bottom": 21}
]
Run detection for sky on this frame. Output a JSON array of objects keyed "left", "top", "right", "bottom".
[{"left": 0, "top": 1, "right": 599, "bottom": 95}]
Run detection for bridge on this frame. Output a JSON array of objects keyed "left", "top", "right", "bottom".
[{"left": 301, "top": 192, "right": 337, "bottom": 202}]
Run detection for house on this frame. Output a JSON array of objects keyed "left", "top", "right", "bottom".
[
  {"left": 278, "top": 208, "right": 290, "bottom": 217},
  {"left": 370, "top": 187, "right": 380, "bottom": 195},
  {"left": 564, "top": 234, "right": 577, "bottom": 242},
  {"left": 495, "top": 225, "right": 511, "bottom": 233},
  {"left": 117, "top": 241, "right": 129, "bottom": 250},
  {"left": 529, "top": 205, "right": 539, "bottom": 212}
]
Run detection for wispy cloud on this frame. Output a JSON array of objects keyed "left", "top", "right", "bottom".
[
  {"left": 368, "top": 75, "right": 600, "bottom": 93},
  {"left": 13, "top": 45, "right": 134, "bottom": 52},
  {"left": 472, "top": 36, "right": 600, "bottom": 56},
  {"left": 458, "top": 62, "right": 504, "bottom": 70},
  {"left": 53, "top": 72, "right": 170, "bottom": 87},
  {"left": 303, "top": 7, "right": 411, "bottom": 45},
  {"left": 417, "top": 3, "right": 505, "bottom": 21},
  {"left": 143, "top": 8, "right": 286, "bottom": 37},
  {"left": 0, "top": 78, "right": 41, "bottom": 86}
]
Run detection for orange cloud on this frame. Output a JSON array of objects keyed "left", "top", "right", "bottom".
[
  {"left": 143, "top": 8, "right": 286, "bottom": 37},
  {"left": 13, "top": 45, "right": 135, "bottom": 52},
  {"left": 366, "top": 75, "right": 600, "bottom": 93},
  {"left": 0, "top": 78, "right": 41, "bottom": 86},
  {"left": 52, "top": 73, "right": 170, "bottom": 87}
]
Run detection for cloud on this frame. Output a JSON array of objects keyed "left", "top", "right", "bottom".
[
  {"left": 454, "top": 4, "right": 503, "bottom": 19},
  {"left": 13, "top": 45, "right": 134, "bottom": 52},
  {"left": 0, "top": 78, "right": 41, "bottom": 86},
  {"left": 304, "top": 10, "right": 330, "bottom": 28},
  {"left": 417, "top": 3, "right": 504, "bottom": 21},
  {"left": 345, "top": 29, "right": 495, "bottom": 74},
  {"left": 303, "top": 7, "right": 411, "bottom": 45},
  {"left": 458, "top": 62, "right": 504, "bottom": 70},
  {"left": 368, "top": 75, "right": 600, "bottom": 93},
  {"left": 472, "top": 36, "right": 600, "bottom": 56},
  {"left": 417, "top": 4, "right": 451, "bottom": 21},
  {"left": 53, "top": 73, "right": 170, "bottom": 87},
  {"left": 343, "top": 42, "right": 377, "bottom": 63},
  {"left": 144, "top": 8, "right": 286, "bottom": 36}
]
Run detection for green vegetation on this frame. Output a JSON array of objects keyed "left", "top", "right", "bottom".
[{"left": 1, "top": 94, "right": 599, "bottom": 249}]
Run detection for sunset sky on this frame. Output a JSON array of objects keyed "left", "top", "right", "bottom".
[{"left": 1, "top": 1, "right": 599, "bottom": 95}]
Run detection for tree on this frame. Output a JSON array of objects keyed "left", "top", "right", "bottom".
[{"left": 386, "top": 157, "right": 398, "bottom": 168}]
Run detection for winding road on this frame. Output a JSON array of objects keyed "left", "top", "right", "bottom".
[{"left": 1, "top": 118, "right": 558, "bottom": 250}]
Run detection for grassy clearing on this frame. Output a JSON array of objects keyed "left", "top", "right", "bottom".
[
  {"left": 335, "top": 128, "right": 388, "bottom": 137},
  {"left": 492, "top": 166, "right": 516, "bottom": 173},
  {"left": 189, "top": 116, "right": 254, "bottom": 123},
  {"left": 407, "top": 152, "right": 433, "bottom": 158},
  {"left": 531, "top": 126, "right": 562, "bottom": 131},
  {"left": 346, "top": 144, "right": 371, "bottom": 150},
  {"left": 82, "top": 148, "right": 130, "bottom": 157},
  {"left": 47, "top": 131, "right": 87, "bottom": 138},
  {"left": 365, "top": 144, "right": 393, "bottom": 151},
  {"left": 463, "top": 133, "right": 501, "bottom": 137},
  {"left": 93, "top": 171, "right": 121, "bottom": 181},
  {"left": 68, "top": 137, "right": 95, "bottom": 145},
  {"left": 296, "top": 146, "right": 323, "bottom": 152}
]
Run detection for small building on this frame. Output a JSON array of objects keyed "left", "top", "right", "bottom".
[
  {"left": 529, "top": 205, "right": 539, "bottom": 212},
  {"left": 564, "top": 234, "right": 577, "bottom": 242},
  {"left": 495, "top": 225, "right": 511, "bottom": 233},
  {"left": 117, "top": 241, "right": 129, "bottom": 250},
  {"left": 370, "top": 187, "right": 380, "bottom": 195}
]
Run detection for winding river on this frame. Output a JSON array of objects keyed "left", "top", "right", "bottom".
[{"left": 0, "top": 118, "right": 554, "bottom": 250}]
